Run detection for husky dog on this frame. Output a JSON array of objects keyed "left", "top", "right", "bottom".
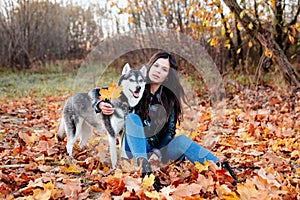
[{"left": 57, "top": 63, "right": 147, "bottom": 168}]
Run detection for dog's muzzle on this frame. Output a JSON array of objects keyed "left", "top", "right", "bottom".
[{"left": 133, "top": 86, "right": 141, "bottom": 98}]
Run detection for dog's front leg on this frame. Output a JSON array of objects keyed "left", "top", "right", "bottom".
[{"left": 108, "top": 135, "right": 117, "bottom": 168}]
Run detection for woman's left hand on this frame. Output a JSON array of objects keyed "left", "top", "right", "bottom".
[{"left": 149, "top": 149, "right": 162, "bottom": 162}]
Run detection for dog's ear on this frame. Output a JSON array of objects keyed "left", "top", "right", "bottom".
[
  {"left": 122, "top": 63, "right": 131, "bottom": 75},
  {"left": 140, "top": 65, "right": 147, "bottom": 77}
]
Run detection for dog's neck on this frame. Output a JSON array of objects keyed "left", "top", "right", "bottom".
[{"left": 112, "top": 92, "right": 133, "bottom": 114}]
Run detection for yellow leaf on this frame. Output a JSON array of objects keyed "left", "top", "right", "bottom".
[
  {"left": 296, "top": 22, "right": 300, "bottom": 32},
  {"left": 209, "top": 38, "right": 218, "bottom": 46},
  {"left": 237, "top": 22, "right": 242, "bottom": 31},
  {"left": 43, "top": 182, "right": 54, "bottom": 190},
  {"left": 248, "top": 22, "right": 254, "bottom": 30},
  {"left": 264, "top": 48, "right": 273, "bottom": 58},
  {"left": 216, "top": 184, "right": 239, "bottom": 200},
  {"left": 61, "top": 165, "right": 82, "bottom": 174},
  {"left": 195, "top": 160, "right": 209, "bottom": 173},
  {"left": 111, "top": 85, "right": 123, "bottom": 99},
  {"left": 226, "top": 22, "right": 231, "bottom": 30},
  {"left": 142, "top": 174, "right": 155, "bottom": 189},
  {"left": 128, "top": 17, "right": 135, "bottom": 23},
  {"left": 31, "top": 182, "right": 55, "bottom": 200},
  {"left": 263, "top": 128, "right": 270, "bottom": 134},
  {"left": 223, "top": 192, "right": 240, "bottom": 200},
  {"left": 224, "top": 39, "right": 231, "bottom": 49},
  {"left": 288, "top": 34, "right": 295, "bottom": 44},
  {"left": 237, "top": 179, "right": 258, "bottom": 199},
  {"left": 239, "top": 10, "right": 246, "bottom": 19},
  {"left": 237, "top": 48, "right": 241, "bottom": 54},
  {"left": 144, "top": 190, "right": 161, "bottom": 198},
  {"left": 110, "top": 2, "right": 116, "bottom": 8},
  {"left": 270, "top": 0, "right": 275, "bottom": 8},
  {"left": 113, "top": 168, "right": 123, "bottom": 178},
  {"left": 221, "top": 26, "right": 226, "bottom": 36},
  {"left": 296, "top": 168, "right": 300, "bottom": 176},
  {"left": 191, "top": 130, "right": 199, "bottom": 138},
  {"left": 99, "top": 82, "right": 123, "bottom": 100}
]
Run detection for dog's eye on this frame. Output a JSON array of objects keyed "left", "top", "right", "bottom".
[
  {"left": 138, "top": 79, "right": 143, "bottom": 83},
  {"left": 129, "top": 78, "right": 135, "bottom": 82}
]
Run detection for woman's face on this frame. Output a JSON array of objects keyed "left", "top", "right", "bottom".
[{"left": 148, "top": 58, "right": 170, "bottom": 84}]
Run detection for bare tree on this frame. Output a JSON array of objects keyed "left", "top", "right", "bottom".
[{"left": 0, "top": 0, "right": 103, "bottom": 69}]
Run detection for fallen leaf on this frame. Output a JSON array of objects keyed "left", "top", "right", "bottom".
[
  {"left": 62, "top": 179, "right": 82, "bottom": 199},
  {"left": 106, "top": 177, "right": 126, "bottom": 195},
  {"left": 29, "top": 182, "right": 55, "bottom": 200},
  {"left": 124, "top": 175, "right": 142, "bottom": 192},
  {"left": 142, "top": 174, "right": 155, "bottom": 189},
  {"left": 61, "top": 165, "right": 83, "bottom": 174},
  {"left": 172, "top": 183, "right": 202, "bottom": 198},
  {"left": 144, "top": 190, "right": 161, "bottom": 198},
  {"left": 237, "top": 179, "right": 259, "bottom": 200}
]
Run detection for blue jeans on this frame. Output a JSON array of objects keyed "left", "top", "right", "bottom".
[{"left": 123, "top": 113, "right": 220, "bottom": 165}]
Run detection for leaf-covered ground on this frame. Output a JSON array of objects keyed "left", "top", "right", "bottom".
[{"left": 0, "top": 84, "right": 299, "bottom": 199}]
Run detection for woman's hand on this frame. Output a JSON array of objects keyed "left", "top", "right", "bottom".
[
  {"left": 149, "top": 149, "right": 162, "bottom": 162},
  {"left": 99, "top": 101, "right": 114, "bottom": 115}
]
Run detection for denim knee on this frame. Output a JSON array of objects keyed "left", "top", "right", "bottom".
[
  {"left": 172, "top": 135, "right": 193, "bottom": 145},
  {"left": 125, "top": 113, "right": 145, "bottom": 138},
  {"left": 168, "top": 135, "right": 193, "bottom": 153}
]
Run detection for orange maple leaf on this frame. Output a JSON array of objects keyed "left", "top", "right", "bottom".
[{"left": 99, "top": 82, "right": 123, "bottom": 100}]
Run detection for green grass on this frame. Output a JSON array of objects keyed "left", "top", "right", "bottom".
[
  {"left": 0, "top": 63, "right": 119, "bottom": 99},
  {"left": 0, "top": 61, "right": 293, "bottom": 100}
]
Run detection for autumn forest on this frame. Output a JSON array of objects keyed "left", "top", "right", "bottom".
[{"left": 0, "top": 0, "right": 300, "bottom": 199}]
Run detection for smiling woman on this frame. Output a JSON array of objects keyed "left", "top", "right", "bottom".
[
  {"left": 148, "top": 58, "right": 170, "bottom": 93},
  {"left": 148, "top": 58, "right": 170, "bottom": 83}
]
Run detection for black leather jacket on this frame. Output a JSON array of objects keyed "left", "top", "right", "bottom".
[
  {"left": 145, "top": 108, "right": 177, "bottom": 149},
  {"left": 135, "top": 86, "right": 177, "bottom": 149}
]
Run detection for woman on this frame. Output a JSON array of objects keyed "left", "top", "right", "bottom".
[{"left": 95, "top": 51, "right": 237, "bottom": 185}]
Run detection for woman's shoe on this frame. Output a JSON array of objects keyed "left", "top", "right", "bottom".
[
  {"left": 220, "top": 161, "right": 238, "bottom": 186},
  {"left": 138, "top": 157, "right": 152, "bottom": 177}
]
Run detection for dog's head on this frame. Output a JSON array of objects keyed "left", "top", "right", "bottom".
[{"left": 118, "top": 63, "right": 147, "bottom": 107}]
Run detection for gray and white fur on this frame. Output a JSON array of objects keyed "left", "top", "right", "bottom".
[{"left": 57, "top": 63, "right": 147, "bottom": 168}]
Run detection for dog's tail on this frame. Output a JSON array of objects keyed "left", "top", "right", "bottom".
[{"left": 57, "top": 117, "right": 66, "bottom": 141}]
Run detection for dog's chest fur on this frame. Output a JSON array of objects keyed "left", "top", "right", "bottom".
[{"left": 103, "top": 98, "right": 131, "bottom": 137}]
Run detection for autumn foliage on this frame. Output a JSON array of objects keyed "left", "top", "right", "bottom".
[
  {"left": 0, "top": 84, "right": 299, "bottom": 199},
  {"left": 99, "top": 83, "right": 123, "bottom": 100}
]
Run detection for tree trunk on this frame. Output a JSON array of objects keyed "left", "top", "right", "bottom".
[{"left": 223, "top": 0, "right": 300, "bottom": 87}]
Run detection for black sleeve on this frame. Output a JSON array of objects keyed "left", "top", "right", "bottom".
[{"left": 91, "top": 86, "right": 108, "bottom": 113}]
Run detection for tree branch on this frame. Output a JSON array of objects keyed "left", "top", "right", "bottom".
[
  {"left": 223, "top": 0, "right": 300, "bottom": 87},
  {"left": 289, "top": 2, "right": 300, "bottom": 26}
]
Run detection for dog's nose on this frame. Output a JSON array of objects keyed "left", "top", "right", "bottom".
[{"left": 136, "top": 86, "right": 141, "bottom": 91}]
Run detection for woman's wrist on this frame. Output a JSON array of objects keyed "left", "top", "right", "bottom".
[{"left": 94, "top": 99, "right": 104, "bottom": 113}]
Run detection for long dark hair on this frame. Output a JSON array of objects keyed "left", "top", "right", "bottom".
[{"left": 138, "top": 51, "right": 187, "bottom": 125}]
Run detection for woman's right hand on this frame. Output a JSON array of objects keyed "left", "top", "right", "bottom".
[{"left": 99, "top": 101, "right": 114, "bottom": 115}]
